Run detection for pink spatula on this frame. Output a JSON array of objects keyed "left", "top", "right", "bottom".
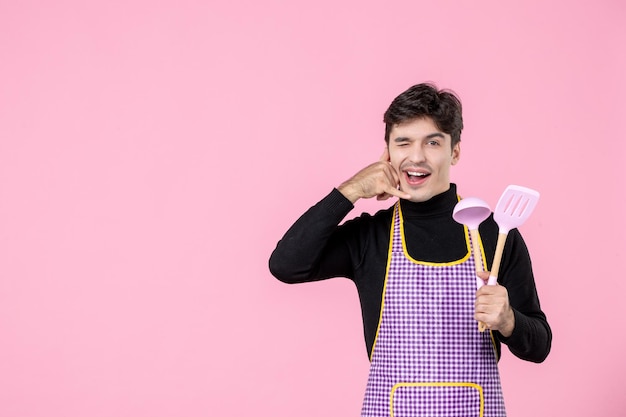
[
  {"left": 488, "top": 185, "right": 540, "bottom": 284},
  {"left": 480, "top": 185, "right": 540, "bottom": 331}
]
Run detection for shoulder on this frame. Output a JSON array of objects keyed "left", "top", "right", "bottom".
[
  {"left": 335, "top": 204, "right": 395, "bottom": 249},
  {"left": 342, "top": 204, "right": 395, "bottom": 228}
]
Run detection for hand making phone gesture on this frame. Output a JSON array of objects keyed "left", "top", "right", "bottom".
[{"left": 338, "top": 148, "right": 412, "bottom": 203}]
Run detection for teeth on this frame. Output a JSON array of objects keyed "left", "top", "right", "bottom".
[{"left": 407, "top": 172, "right": 427, "bottom": 177}]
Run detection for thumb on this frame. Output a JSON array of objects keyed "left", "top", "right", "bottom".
[
  {"left": 379, "top": 146, "right": 390, "bottom": 162},
  {"left": 476, "top": 270, "right": 490, "bottom": 285}
]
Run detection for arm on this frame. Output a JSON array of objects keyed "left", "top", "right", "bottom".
[
  {"left": 475, "top": 230, "right": 552, "bottom": 363},
  {"left": 269, "top": 148, "right": 410, "bottom": 283},
  {"left": 268, "top": 189, "right": 356, "bottom": 283},
  {"left": 497, "top": 230, "right": 552, "bottom": 362}
]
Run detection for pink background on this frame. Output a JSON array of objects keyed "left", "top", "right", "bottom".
[{"left": 1, "top": 1, "right": 625, "bottom": 416}]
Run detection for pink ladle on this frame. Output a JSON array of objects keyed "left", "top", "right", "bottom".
[
  {"left": 453, "top": 197, "right": 491, "bottom": 277},
  {"left": 453, "top": 197, "right": 492, "bottom": 332}
]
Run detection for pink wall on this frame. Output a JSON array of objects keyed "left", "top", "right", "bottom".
[{"left": 1, "top": 1, "right": 624, "bottom": 416}]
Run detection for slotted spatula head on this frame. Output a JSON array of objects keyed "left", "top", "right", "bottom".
[{"left": 493, "top": 185, "right": 540, "bottom": 234}]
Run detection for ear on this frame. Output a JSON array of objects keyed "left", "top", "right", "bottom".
[{"left": 451, "top": 142, "right": 461, "bottom": 165}]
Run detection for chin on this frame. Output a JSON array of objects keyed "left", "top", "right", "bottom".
[
  {"left": 403, "top": 192, "right": 427, "bottom": 203},
  {"left": 400, "top": 187, "right": 426, "bottom": 203}
]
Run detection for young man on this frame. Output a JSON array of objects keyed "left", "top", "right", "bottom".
[{"left": 269, "top": 83, "right": 551, "bottom": 416}]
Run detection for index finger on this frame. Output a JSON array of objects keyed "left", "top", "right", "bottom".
[{"left": 383, "top": 185, "right": 411, "bottom": 200}]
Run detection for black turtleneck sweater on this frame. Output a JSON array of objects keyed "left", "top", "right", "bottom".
[{"left": 269, "top": 185, "right": 551, "bottom": 363}]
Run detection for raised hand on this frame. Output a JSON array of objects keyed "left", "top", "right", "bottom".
[{"left": 338, "top": 148, "right": 412, "bottom": 204}]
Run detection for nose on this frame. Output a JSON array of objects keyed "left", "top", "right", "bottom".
[{"left": 408, "top": 143, "right": 426, "bottom": 163}]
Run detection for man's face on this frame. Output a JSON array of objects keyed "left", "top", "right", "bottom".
[{"left": 388, "top": 117, "right": 460, "bottom": 202}]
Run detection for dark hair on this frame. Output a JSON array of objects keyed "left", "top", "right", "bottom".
[{"left": 383, "top": 83, "right": 463, "bottom": 148}]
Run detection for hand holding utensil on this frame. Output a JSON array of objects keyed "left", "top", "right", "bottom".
[{"left": 483, "top": 185, "right": 540, "bottom": 331}]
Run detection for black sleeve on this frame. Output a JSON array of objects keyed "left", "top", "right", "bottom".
[
  {"left": 496, "top": 229, "right": 552, "bottom": 363},
  {"left": 268, "top": 189, "right": 358, "bottom": 283}
]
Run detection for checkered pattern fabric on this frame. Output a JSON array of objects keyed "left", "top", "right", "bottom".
[{"left": 361, "top": 203, "right": 506, "bottom": 417}]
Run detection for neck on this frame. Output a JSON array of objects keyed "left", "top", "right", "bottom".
[{"left": 400, "top": 184, "right": 458, "bottom": 217}]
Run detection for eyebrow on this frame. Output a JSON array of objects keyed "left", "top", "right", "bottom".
[{"left": 393, "top": 132, "right": 446, "bottom": 143}]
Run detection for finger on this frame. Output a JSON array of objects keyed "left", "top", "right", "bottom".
[
  {"left": 478, "top": 285, "right": 503, "bottom": 297},
  {"left": 379, "top": 147, "right": 390, "bottom": 162},
  {"left": 476, "top": 286, "right": 489, "bottom": 297},
  {"left": 382, "top": 167, "right": 400, "bottom": 189},
  {"left": 475, "top": 309, "right": 494, "bottom": 328},
  {"left": 382, "top": 186, "right": 412, "bottom": 200},
  {"left": 474, "top": 310, "right": 490, "bottom": 326},
  {"left": 475, "top": 293, "right": 488, "bottom": 311},
  {"left": 377, "top": 163, "right": 410, "bottom": 200},
  {"left": 381, "top": 163, "right": 405, "bottom": 191},
  {"left": 476, "top": 271, "right": 490, "bottom": 281}
]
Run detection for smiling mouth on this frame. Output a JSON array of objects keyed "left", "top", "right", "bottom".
[{"left": 405, "top": 171, "right": 430, "bottom": 185}]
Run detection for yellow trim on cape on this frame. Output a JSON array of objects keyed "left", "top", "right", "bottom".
[
  {"left": 368, "top": 200, "right": 499, "bottom": 362},
  {"left": 398, "top": 201, "right": 472, "bottom": 266},
  {"left": 368, "top": 205, "right": 396, "bottom": 362},
  {"left": 390, "top": 382, "right": 485, "bottom": 417}
]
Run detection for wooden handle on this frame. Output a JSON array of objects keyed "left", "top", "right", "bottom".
[
  {"left": 490, "top": 233, "right": 507, "bottom": 280},
  {"left": 469, "top": 228, "right": 488, "bottom": 332},
  {"left": 477, "top": 232, "right": 507, "bottom": 333},
  {"left": 469, "top": 229, "right": 484, "bottom": 273}
]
